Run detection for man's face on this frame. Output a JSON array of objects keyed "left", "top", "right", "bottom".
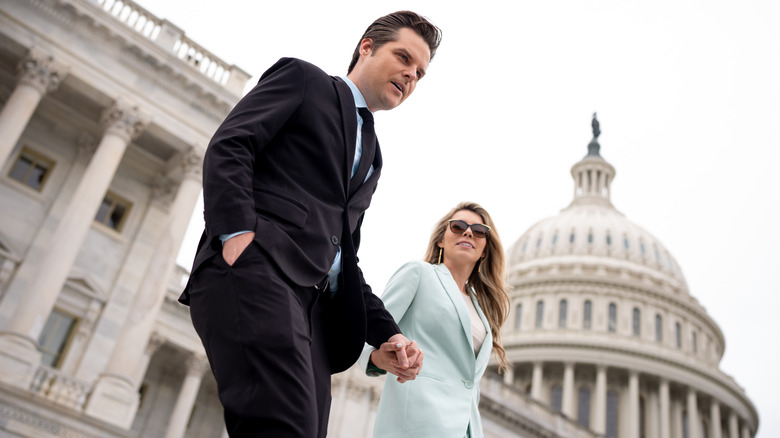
[{"left": 348, "top": 28, "right": 431, "bottom": 112}]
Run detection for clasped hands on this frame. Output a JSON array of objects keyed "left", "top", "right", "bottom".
[{"left": 371, "top": 333, "right": 424, "bottom": 383}]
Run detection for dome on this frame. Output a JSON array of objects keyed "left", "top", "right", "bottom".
[{"left": 508, "top": 153, "right": 689, "bottom": 296}]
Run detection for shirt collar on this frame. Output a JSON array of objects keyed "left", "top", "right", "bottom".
[{"left": 340, "top": 76, "right": 369, "bottom": 112}]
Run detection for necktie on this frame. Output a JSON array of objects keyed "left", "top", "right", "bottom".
[{"left": 350, "top": 107, "right": 377, "bottom": 197}]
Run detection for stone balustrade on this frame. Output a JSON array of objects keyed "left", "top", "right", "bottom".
[{"left": 30, "top": 366, "right": 91, "bottom": 410}]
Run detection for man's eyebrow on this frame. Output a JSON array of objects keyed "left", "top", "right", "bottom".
[{"left": 397, "top": 48, "right": 427, "bottom": 77}]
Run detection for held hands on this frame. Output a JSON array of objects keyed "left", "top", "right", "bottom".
[
  {"left": 222, "top": 232, "right": 255, "bottom": 266},
  {"left": 371, "top": 334, "right": 423, "bottom": 383}
]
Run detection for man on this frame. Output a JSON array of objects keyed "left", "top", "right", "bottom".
[{"left": 178, "top": 11, "right": 442, "bottom": 438}]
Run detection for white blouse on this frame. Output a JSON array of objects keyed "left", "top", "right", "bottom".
[{"left": 461, "top": 293, "right": 487, "bottom": 356}]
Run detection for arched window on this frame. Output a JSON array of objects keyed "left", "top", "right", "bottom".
[
  {"left": 675, "top": 322, "right": 682, "bottom": 348},
  {"left": 606, "top": 234, "right": 612, "bottom": 246},
  {"left": 551, "top": 384, "right": 563, "bottom": 412},
  {"left": 606, "top": 389, "right": 619, "bottom": 437},
  {"left": 577, "top": 386, "right": 591, "bottom": 427},
  {"left": 655, "top": 314, "right": 663, "bottom": 342},
  {"left": 536, "top": 300, "right": 544, "bottom": 328},
  {"left": 608, "top": 303, "right": 617, "bottom": 333},
  {"left": 559, "top": 299, "right": 568, "bottom": 328},
  {"left": 632, "top": 307, "right": 641, "bottom": 336},
  {"left": 552, "top": 233, "right": 558, "bottom": 245},
  {"left": 583, "top": 300, "right": 592, "bottom": 330},
  {"left": 514, "top": 304, "right": 522, "bottom": 330}
]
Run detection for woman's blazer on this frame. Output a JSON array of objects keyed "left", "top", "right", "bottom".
[{"left": 358, "top": 260, "right": 493, "bottom": 438}]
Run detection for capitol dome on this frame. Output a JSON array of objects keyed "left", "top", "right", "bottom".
[{"left": 497, "top": 115, "right": 758, "bottom": 438}]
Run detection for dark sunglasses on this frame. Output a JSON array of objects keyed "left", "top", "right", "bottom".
[{"left": 448, "top": 219, "right": 490, "bottom": 239}]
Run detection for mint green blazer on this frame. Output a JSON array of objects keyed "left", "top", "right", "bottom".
[{"left": 358, "top": 260, "right": 493, "bottom": 438}]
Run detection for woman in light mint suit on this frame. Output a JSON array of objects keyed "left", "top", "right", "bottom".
[{"left": 358, "top": 201, "right": 510, "bottom": 438}]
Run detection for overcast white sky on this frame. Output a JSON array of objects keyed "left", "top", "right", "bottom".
[{"left": 134, "top": 1, "right": 779, "bottom": 436}]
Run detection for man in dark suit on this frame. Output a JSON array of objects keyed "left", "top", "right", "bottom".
[{"left": 178, "top": 11, "right": 442, "bottom": 438}]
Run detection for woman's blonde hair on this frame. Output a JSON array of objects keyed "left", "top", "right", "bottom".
[{"left": 423, "top": 201, "right": 510, "bottom": 372}]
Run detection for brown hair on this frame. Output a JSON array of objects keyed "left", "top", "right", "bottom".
[
  {"left": 423, "top": 202, "right": 511, "bottom": 373},
  {"left": 347, "top": 11, "right": 442, "bottom": 74}
]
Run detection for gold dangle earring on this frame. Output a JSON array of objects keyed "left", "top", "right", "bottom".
[{"left": 438, "top": 248, "right": 443, "bottom": 264}]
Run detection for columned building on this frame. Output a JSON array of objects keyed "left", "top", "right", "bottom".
[
  {"left": 0, "top": 0, "right": 248, "bottom": 436},
  {"left": 499, "top": 116, "right": 759, "bottom": 438}
]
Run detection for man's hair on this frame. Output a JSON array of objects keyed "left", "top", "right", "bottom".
[{"left": 347, "top": 11, "right": 442, "bottom": 74}]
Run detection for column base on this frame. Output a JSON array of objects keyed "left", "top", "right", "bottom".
[
  {"left": 0, "top": 331, "right": 42, "bottom": 389},
  {"left": 84, "top": 374, "right": 140, "bottom": 429}
]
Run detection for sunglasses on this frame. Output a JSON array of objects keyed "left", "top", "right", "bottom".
[{"left": 448, "top": 219, "right": 490, "bottom": 239}]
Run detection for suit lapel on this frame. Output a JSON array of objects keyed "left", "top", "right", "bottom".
[
  {"left": 332, "top": 77, "right": 357, "bottom": 193},
  {"left": 433, "top": 264, "right": 475, "bottom": 356}
]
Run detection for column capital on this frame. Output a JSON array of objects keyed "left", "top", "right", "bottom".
[
  {"left": 179, "top": 145, "right": 203, "bottom": 182},
  {"left": 184, "top": 353, "right": 209, "bottom": 377},
  {"left": 18, "top": 47, "right": 68, "bottom": 94},
  {"left": 152, "top": 174, "right": 177, "bottom": 207},
  {"left": 101, "top": 100, "right": 150, "bottom": 143},
  {"left": 145, "top": 332, "right": 166, "bottom": 355}
]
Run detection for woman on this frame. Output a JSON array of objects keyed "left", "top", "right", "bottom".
[{"left": 358, "top": 201, "right": 510, "bottom": 438}]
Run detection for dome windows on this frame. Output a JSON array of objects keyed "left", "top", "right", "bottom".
[
  {"left": 559, "top": 299, "right": 568, "bottom": 328},
  {"left": 552, "top": 233, "right": 558, "bottom": 246},
  {"left": 514, "top": 304, "right": 522, "bottom": 330},
  {"left": 606, "top": 234, "right": 612, "bottom": 246},
  {"left": 655, "top": 314, "right": 663, "bottom": 342},
  {"left": 632, "top": 308, "right": 641, "bottom": 337},
  {"left": 536, "top": 300, "right": 544, "bottom": 328},
  {"left": 675, "top": 322, "right": 682, "bottom": 348},
  {"left": 608, "top": 303, "right": 617, "bottom": 333},
  {"left": 583, "top": 300, "right": 592, "bottom": 330},
  {"left": 569, "top": 231, "right": 576, "bottom": 244}
]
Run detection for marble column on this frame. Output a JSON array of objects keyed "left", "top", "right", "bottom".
[
  {"left": 687, "top": 388, "right": 699, "bottom": 438},
  {"left": 628, "top": 370, "right": 639, "bottom": 438},
  {"left": 729, "top": 411, "right": 739, "bottom": 438},
  {"left": 593, "top": 365, "right": 607, "bottom": 435},
  {"left": 0, "top": 48, "right": 67, "bottom": 170},
  {"left": 0, "top": 100, "right": 147, "bottom": 388},
  {"left": 659, "top": 378, "right": 671, "bottom": 438},
  {"left": 710, "top": 400, "right": 722, "bottom": 438},
  {"left": 503, "top": 364, "right": 515, "bottom": 386},
  {"left": 531, "top": 361, "right": 544, "bottom": 401},
  {"left": 164, "top": 354, "right": 209, "bottom": 438},
  {"left": 562, "top": 362, "right": 575, "bottom": 418},
  {"left": 85, "top": 147, "right": 203, "bottom": 428}
]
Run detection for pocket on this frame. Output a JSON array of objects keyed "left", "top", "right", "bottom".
[{"left": 253, "top": 189, "right": 309, "bottom": 228}]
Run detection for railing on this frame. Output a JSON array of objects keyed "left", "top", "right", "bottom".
[
  {"left": 93, "top": 0, "right": 249, "bottom": 93},
  {"left": 481, "top": 375, "right": 599, "bottom": 438},
  {"left": 30, "top": 365, "right": 91, "bottom": 410}
]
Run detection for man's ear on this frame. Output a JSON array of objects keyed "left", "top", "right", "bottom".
[{"left": 359, "top": 38, "right": 374, "bottom": 56}]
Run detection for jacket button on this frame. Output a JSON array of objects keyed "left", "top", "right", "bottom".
[
  {"left": 464, "top": 380, "right": 474, "bottom": 389},
  {"left": 330, "top": 235, "right": 339, "bottom": 245}
]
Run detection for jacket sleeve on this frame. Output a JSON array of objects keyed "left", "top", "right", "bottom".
[
  {"left": 202, "top": 58, "right": 305, "bottom": 237},
  {"left": 357, "top": 260, "right": 423, "bottom": 374}
]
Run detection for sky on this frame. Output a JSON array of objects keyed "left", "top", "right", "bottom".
[{"left": 131, "top": 0, "right": 779, "bottom": 436}]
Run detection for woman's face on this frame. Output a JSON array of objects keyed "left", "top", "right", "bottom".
[{"left": 438, "top": 209, "right": 488, "bottom": 267}]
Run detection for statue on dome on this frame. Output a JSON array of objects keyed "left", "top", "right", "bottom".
[
  {"left": 588, "top": 112, "right": 601, "bottom": 156},
  {"left": 591, "top": 112, "right": 601, "bottom": 138}
]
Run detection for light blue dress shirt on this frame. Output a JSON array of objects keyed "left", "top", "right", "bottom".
[{"left": 221, "top": 76, "right": 372, "bottom": 293}]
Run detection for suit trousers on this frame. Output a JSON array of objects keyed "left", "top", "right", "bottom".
[{"left": 189, "top": 241, "right": 332, "bottom": 438}]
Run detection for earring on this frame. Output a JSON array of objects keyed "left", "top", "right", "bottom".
[
  {"left": 477, "top": 259, "right": 481, "bottom": 273},
  {"left": 438, "top": 248, "right": 443, "bottom": 264}
]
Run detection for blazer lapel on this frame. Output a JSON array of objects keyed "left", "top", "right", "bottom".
[
  {"left": 470, "top": 288, "right": 493, "bottom": 374},
  {"left": 433, "top": 264, "right": 474, "bottom": 355},
  {"left": 332, "top": 77, "right": 357, "bottom": 192}
]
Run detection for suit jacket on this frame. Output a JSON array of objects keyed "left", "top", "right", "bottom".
[
  {"left": 179, "top": 57, "right": 400, "bottom": 373},
  {"left": 358, "top": 260, "right": 493, "bottom": 438}
]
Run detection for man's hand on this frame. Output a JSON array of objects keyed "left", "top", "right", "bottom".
[
  {"left": 370, "top": 334, "right": 424, "bottom": 383},
  {"left": 222, "top": 232, "right": 255, "bottom": 266}
]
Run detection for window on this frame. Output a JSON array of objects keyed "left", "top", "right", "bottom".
[
  {"left": 551, "top": 384, "right": 563, "bottom": 412},
  {"left": 692, "top": 331, "right": 697, "bottom": 354},
  {"left": 608, "top": 303, "right": 617, "bottom": 333},
  {"left": 655, "top": 314, "right": 663, "bottom": 342},
  {"left": 570, "top": 231, "right": 575, "bottom": 244},
  {"left": 8, "top": 147, "right": 55, "bottom": 191},
  {"left": 559, "top": 299, "right": 568, "bottom": 328},
  {"left": 632, "top": 307, "right": 641, "bottom": 336},
  {"left": 583, "top": 300, "right": 592, "bottom": 330},
  {"left": 95, "top": 191, "right": 132, "bottom": 232},
  {"left": 38, "top": 309, "right": 77, "bottom": 368},
  {"left": 606, "top": 390, "right": 619, "bottom": 437},
  {"left": 624, "top": 236, "right": 630, "bottom": 249},
  {"left": 675, "top": 322, "right": 682, "bottom": 348},
  {"left": 552, "top": 233, "right": 558, "bottom": 245},
  {"left": 536, "top": 300, "right": 544, "bottom": 328},
  {"left": 536, "top": 237, "right": 542, "bottom": 248},
  {"left": 606, "top": 234, "right": 612, "bottom": 246},
  {"left": 577, "top": 386, "right": 591, "bottom": 427},
  {"left": 640, "top": 242, "right": 646, "bottom": 255},
  {"left": 588, "top": 231, "right": 593, "bottom": 244},
  {"left": 514, "top": 304, "right": 522, "bottom": 330}
]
